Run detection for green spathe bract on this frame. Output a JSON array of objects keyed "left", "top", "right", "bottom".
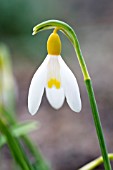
[{"left": 32, "top": 19, "right": 111, "bottom": 170}]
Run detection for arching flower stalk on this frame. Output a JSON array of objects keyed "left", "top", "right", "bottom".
[
  {"left": 28, "top": 28, "right": 81, "bottom": 115},
  {"left": 28, "top": 20, "right": 111, "bottom": 170}
]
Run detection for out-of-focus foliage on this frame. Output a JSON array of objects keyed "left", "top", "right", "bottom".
[
  {"left": 0, "top": 0, "right": 113, "bottom": 60},
  {"left": 0, "top": 43, "right": 50, "bottom": 170},
  {"left": 0, "top": 0, "right": 62, "bottom": 36},
  {"left": 0, "top": 0, "right": 113, "bottom": 36},
  {"left": 0, "top": 44, "right": 16, "bottom": 113},
  {"left": 0, "top": 0, "right": 62, "bottom": 59},
  {"left": 0, "top": 0, "right": 30, "bottom": 35}
]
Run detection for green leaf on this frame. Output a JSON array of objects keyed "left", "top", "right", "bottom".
[
  {"left": 0, "top": 119, "right": 34, "bottom": 170},
  {"left": 0, "top": 121, "right": 39, "bottom": 147}
]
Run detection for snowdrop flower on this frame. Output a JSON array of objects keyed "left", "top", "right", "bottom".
[{"left": 28, "top": 29, "right": 82, "bottom": 115}]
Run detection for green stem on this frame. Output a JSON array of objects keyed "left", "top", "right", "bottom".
[
  {"left": 79, "top": 154, "right": 113, "bottom": 170},
  {"left": 85, "top": 80, "right": 111, "bottom": 170},
  {"left": 72, "top": 29, "right": 111, "bottom": 169},
  {"left": 67, "top": 24, "right": 111, "bottom": 169},
  {"left": 72, "top": 26, "right": 111, "bottom": 170}
]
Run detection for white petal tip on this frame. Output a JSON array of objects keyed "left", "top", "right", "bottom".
[
  {"left": 75, "top": 107, "right": 82, "bottom": 113},
  {"left": 30, "top": 111, "right": 36, "bottom": 116},
  {"left": 71, "top": 108, "right": 81, "bottom": 113},
  {"left": 70, "top": 102, "right": 82, "bottom": 113},
  {"left": 28, "top": 107, "right": 37, "bottom": 116},
  {"left": 28, "top": 101, "right": 38, "bottom": 116},
  {"left": 51, "top": 105, "right": 62, "bottom": 110},
  {"left": 46, "top": 87, "right": 65, "bottom": 110}
]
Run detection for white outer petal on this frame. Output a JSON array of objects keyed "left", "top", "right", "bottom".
[
  {"left": 28, "top": 55, "right": 50, "bottom": 115},
  {"left": 46, "top": 87, "right": 65, "bottom": 109},
  {"left": 59, "top": 56, "right": 82, "bottom": 112}
]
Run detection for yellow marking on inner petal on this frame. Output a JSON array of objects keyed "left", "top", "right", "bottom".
[
  {"left": 47, "top": 30, "right": 61, "bottom": 55},
  {"left": 48, "top": 79, "right": 54, "bottom": 88},
  {"left": 48, "top": 78, "right": 61, "bottom": 89},
  {"left": 55, "top": 80, "right": 60, "bottom": 89}
]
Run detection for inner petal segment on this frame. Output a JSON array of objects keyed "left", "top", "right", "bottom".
[{"left": 46, "top": 55, "right": 61, "bottom": 89}]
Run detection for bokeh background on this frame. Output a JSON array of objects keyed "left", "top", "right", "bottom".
[{"left": 0, "top": 0, "right": 113, "bottom": 169}]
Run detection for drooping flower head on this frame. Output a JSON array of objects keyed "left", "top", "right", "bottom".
[{"left": 28, "top": 28, "right": 82, "bottom": 115}]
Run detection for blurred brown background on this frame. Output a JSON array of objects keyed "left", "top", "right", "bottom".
[{"left": 0, "top": 0, "right": 113, "bottom": 169}]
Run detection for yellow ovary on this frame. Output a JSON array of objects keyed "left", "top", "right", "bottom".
[
  {"left": 48, "top": 78, "right": 61, "bottom": 89},
  {"left": 47, "top": 30, "right": 61, "bottom": 55}
]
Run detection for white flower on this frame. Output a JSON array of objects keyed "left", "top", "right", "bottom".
[{"left": 28, "top": 30, "right": 82, "bottom": 115}]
